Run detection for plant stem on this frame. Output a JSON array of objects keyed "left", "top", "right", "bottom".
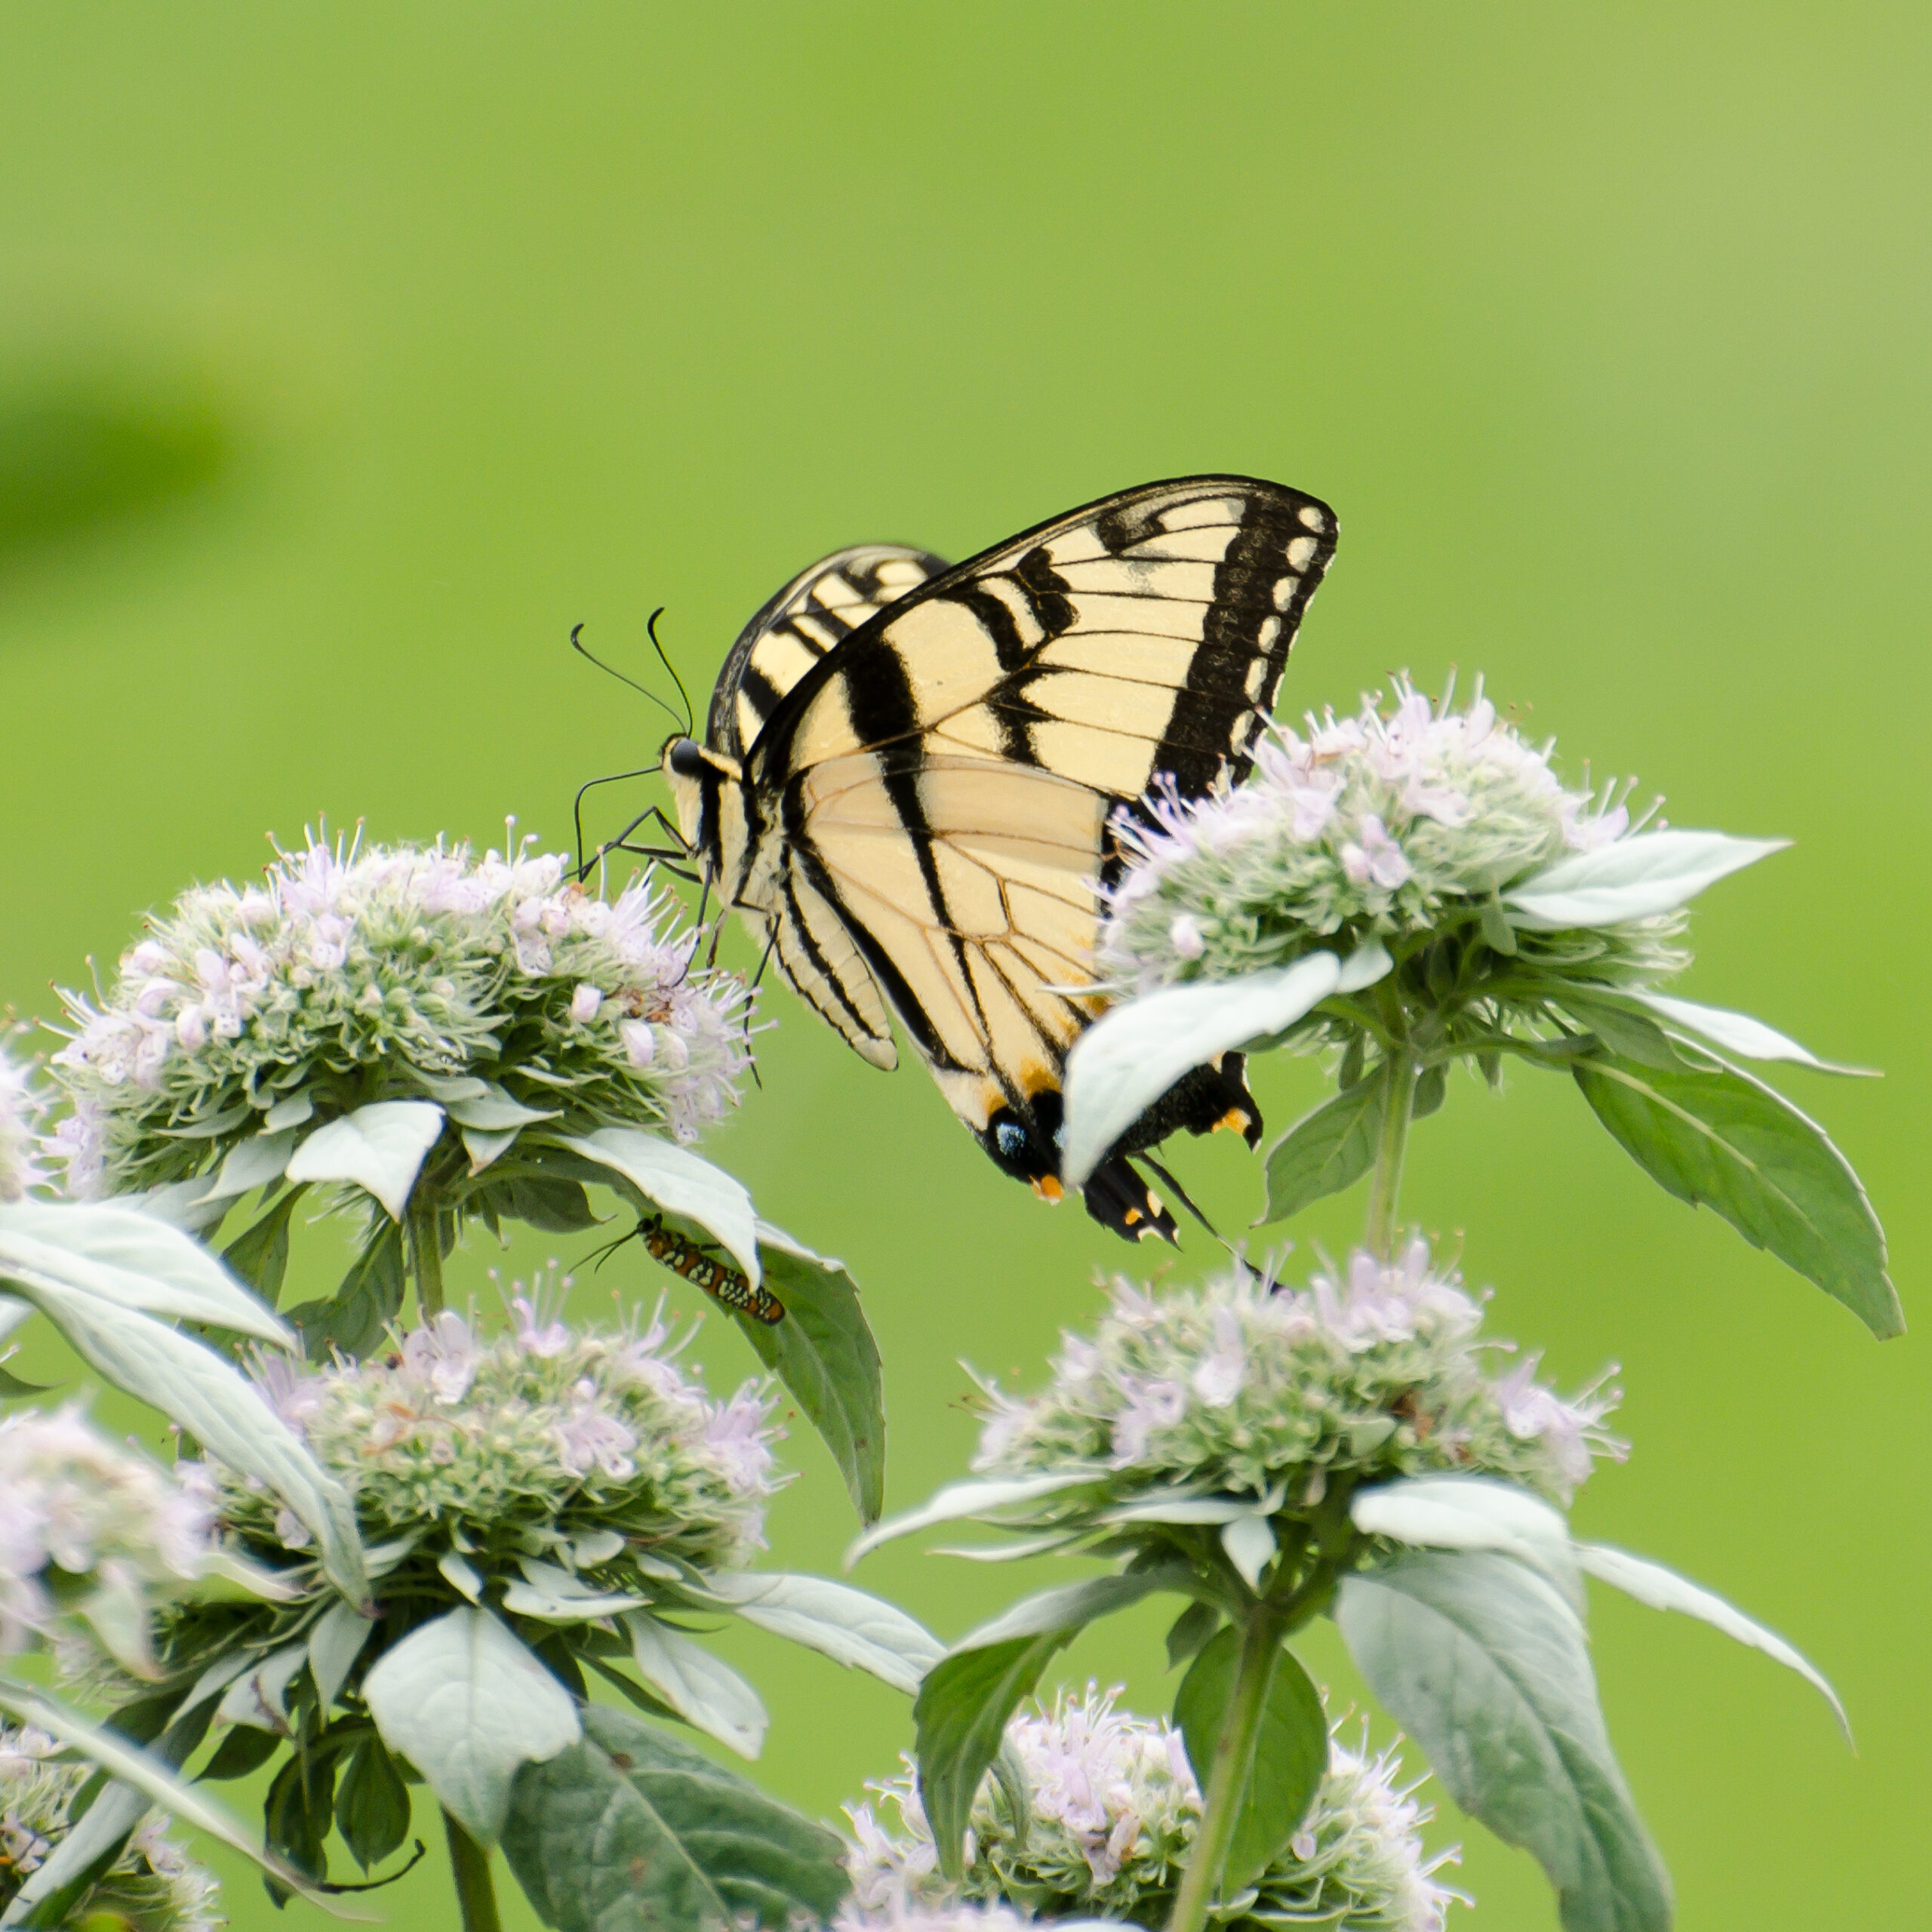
[
  {"left": 1363, "top": 1048, "right": 1418, "bottom": 1260},
  {"left": 1166, "top": 1602, "right": 1287, "bottom": 1932},
  {"left": 411, "top": 1201, "right": 445, "bottom": 1317},
  {"left": 442, "top": 1810, "right": 503, "bottom": 1932}
]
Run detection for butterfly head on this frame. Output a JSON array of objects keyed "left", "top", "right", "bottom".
[{"left": 660, "top": 734, "right": 743, "bottom": 851}]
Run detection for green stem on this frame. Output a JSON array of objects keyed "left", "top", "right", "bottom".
[
  {"left": 442, "top": 1810, "right": 503, "bottom": 1932},
  {"left": 1166, "top": 1602, "right": 1287, "bottom": 1932},
  {"left": 410, "top": 1201, "right": 445, "bottom": 1317},
  {"left": 1363, "top": 1048, "right": 1418, "bottom": 1260}
]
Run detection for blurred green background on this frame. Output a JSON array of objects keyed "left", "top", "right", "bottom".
[{"left": 0, "top": 5, "right": 1924, "bottom": 1927}]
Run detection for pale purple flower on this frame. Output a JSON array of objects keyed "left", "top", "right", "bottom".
[
  {"left": 570, "top": 983, "right": 602, "bottom": 1023},
  {"left": 1168, "top": 914, "right": 1206, "bottom": 961},
  {"left": 1190, "top": 1308, "right": 1246, "bottom": 1407},
  {"left": 620, "top": 1020, "right": 656, "bottom": 1069},
  {"left": 1491, "top": 1355, "right": 1625, "bottom": 1493},
  {"left": 705, "top": 1387, "right": 777, "bottom": 1495},
  {"left": 554, "top": 1387, "right": 638, "bottom": 1481},
  {"left": 1341, "top": 814, "right": 1412, "bottom": 890},
  {"left": 401, "top": 1311, "right": 478, "bottom": 1405},
  {"left": 1110, "top": 1379, "right": 1188, "bottom": 1463}
]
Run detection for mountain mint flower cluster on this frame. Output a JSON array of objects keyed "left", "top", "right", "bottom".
[
  {"left": 1099, "top": 678, "right": 1674, "bottom": 995},
  {"left": 45, "top": 829, "right": 751, "bottom": 1200},
  {"left": 975, "top": 1244, "right": 1621, "bottom": 1511},
  {"left": 0, "top": 1405, "right": 208, "bottom": 1671},
  {"left": 846, "top": 1687, "right": 1460, "bottom": 1931},
  {"left": 198, "top": 1277, "right": 779, "bottom": 1581},
  {"left": 0, "top": 1726, "right": 220, "bottom": 1932}
]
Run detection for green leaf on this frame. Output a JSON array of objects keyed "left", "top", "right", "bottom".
[
  {"left": 1259, "top": 1078, "right": 1383, "bottom": 1226},
  {"left": 288, "top": 1220, "right": 407, "bottom": 1363},
  {"left": 1629, "top": 991, "right": 1875, "bottom": 1077},
  {"left": 285, "top": 1102, "right": 446, "bottom": 1221},
  {"left": 1174, "top": 1626, "right": 1327, "bottom": 1892},
  {"left": 737, "top": 1229, "right": 885, "bottom": 1524},
  {"left": 200, "top": 1724, "right": 281, "bottom": 1781},
  {"left": 334, "top": 1737, "right": 412, "bottom": 1871},
  {"left": 1411, "top": 1060, "right": 1447, "bottom": 1119},
  {"left": 361, "top": 1607, "right": 580, "bottom": 1846},
  {"left": 220, "top": 1186, "right": 306, "bottom": 1309},
  {"left": 442, "top": 1082, "right": 558, "bottom": 1131},
  {"left": 1062, "top": 949, "right": 1392, "bottom": 1187},
  {"left": 494, "top": 1174, "right": 599, "bottom": 1232},
  {"left": 1165, "top": 1599, "right": 1222, "bottom": 1670},
  {"left": 1337, "top": 1551, "right": 1672, "bottom": 1932},
  {"left": 1556, "top": 992, "right": 1686, "bottom": 1071},
  {"left": 0, "top": 1361, "right": 51, "bottom": 1398},
  {"left": 502, "top": 1704, "right": 848, "bottom": 1932},
  {"left": 914, "top": 1568, "right": 1192, "bottom": 1878},
  {"left": 847, "top": 1472, "right": 1095, "bottom": 1565},
  {"left": 1572, "top": 1050, "right": 1899, "bottom": 1337},
  {"left": 1351, "top": 1475, "right": 1583, "bottom": 1613},
  {"left": 265, "top": 1746, "right": 334, "bottom": 1884}
]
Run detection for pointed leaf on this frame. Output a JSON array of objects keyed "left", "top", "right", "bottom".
[
  {"left": 0, "top": 1678, "right": 338, "bottom": 1918},
  {"left": 1174, "top": 1627, "right": 1327, "bottom": 1890},
  {"left": 444, "top": 1083, "right": 559, "bottom": 1131},
  {"left": 307, "top": 1600, "right": 375, "bottom": 1714},
  {"left": 1063, "top": 954, "right": 1347, "bottom": 1187},
  {"left": 915, "top": 1567, "right": 1193, "bottom": 1878},
  {"left": 847, "top": 1472, "right": 1097, "bottom": 1567},
  {"left": 558, "top": 1131, "right": 759, "bottom": 1281},
  {"left": 286, "top": 1102, "right": 446, "bottom": 1221},
  {"left": 1574, "top": 1050, "right": 1898, "bottom": 1337},
  {"left": 194, "top": 1128, "right": 297, "bottom": 1206},
  {"left": 698, "top": 1572, "right": 943, "bottom": 1694},
  {"left": 1260, "top": 1077, "right": 1383, "bottom": 1226},
  {"left": 0, "top": 1198, "right": 290, "bottom": 1342},
  {"left": 1505, "top": 829, "right": 1786, "bottom": 930},
  {"left": 334, "top": 1737, "right": 411, "bottom": 1871},
  {"left": 287, "top": 1220, "right": 406, "bottom": 1362},
  {"left": 1577, "top": 1542, "right": 1849, "bottom": 1741},
  {"left": 501, "top": 1703, "right": 848, "bottom": 1932},
  {"left": 1220, "top": 1514, "right": 1277, "bottom": 1590},
  {"left": 463, "top": 1125, "right": 521, "bottom": 1173},
  {"left": 1338, "top": 1551, "right": 1671, "bottom": 1932},
  {"left": 217, "top": 1642, "right": 306, "bottom": 1732},
  {"left": 1630, "top": 992, "right": 1875, "bottom": 1076},
  {"left": 0, "top": 1278, "right": 365, "bottom": 1604},
  {"left": 623, "top": 1613, "right": 768, "bottom": 1758},
  {"left": 220, "top": 1186, "right": 305, "bottom": 1309},
  {"left": 361, "top": 1606, "right": 580, "bottom": 1844},
  {"left": 736, "top": 1233, "right": 884, "bottom": 1524}
]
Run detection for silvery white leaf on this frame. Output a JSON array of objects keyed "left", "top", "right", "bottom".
[
  {"left": 1577, "top": 1542, "right": 1850, "bottom": 1741},
  {"left": 2, "top": 1281, "right": 365, "bottom": 1605},
  {"left": 623, "top": 1612, "right": 768, "bottom": 1758},
  {"left": 1630, "top": 991, "right": 1875, "bottom": 1076},
  {"left": 1220, "top": 1513, "right": 1278, "bottom": 1590},
  {"left": 462, "top": 1125, "right": 521, "bottom": 1173},
  {"left": 559, "top": 1130, "right": 761, "bottom": 1284},
  {"left": 699, "top": 1572, "right": 943, "bottom": 1695},
  {"left": 198, "top": 1550, "right": 303, "bottom": 1602},
  {"left": 1352, "top": 1475, "right": 1584, "bottom": 1614},
  {"left": 1103, "top": 1495, "right": 1260, "bottom": 1526},
  {"left": 444, "top": 1083, "right": 558, "bottom": 1131},
  {"left": 0, "top": 1299, "right": 29, "bottom": 1348},
  {"left": 217, "top": 1643, "right": 308, "bottom": 1733},
  {"left": 0, "top": 1198, "right": 289, "bottom": 1343},
  {"left": 134, "top": 1180, "right": 232, "bottom": 1233},
  {"left": 1334, "top": 939, "right": 1395, "bottom": 992},
  {"left": 286, "top": 1101, "right": 446, "bottom": 1221},
  {"left": 928, "top": 1532, "right": 1087, "bottom": 1563},
  {"left": 845, "top": 1472, "right": 1099, "bottom": 1567},
  {"left": 1062, "top": 951, "right": 1366, "bottom": 1187},
  {"left": 194, "top": 1129, "right": 297, "bottom": 1207},
  {"left": 752, "top": 1219, "right": 844, "bottom": 1270},
  {"left": 502, "top": 1571, "right": 648, "bottom": 1621},
  {"left": 177, "top": 1650, "right": 257, "bottom": 1721},
  {"left": 574, "top": 1530, "right": 627, "bottom": 1566},
  {"left": 1503, "top": 829, "right": 1787, "bottom": 931},
  {"left": 307, "top": 1600, "right": 374, "bottom": 1713},
  {"left": 438, "top": 1549, "right": 483, "bottom": 1603},
  {"left": 362, "top": 1607, "right": 580, "bottom": 1844},
  {"left": 263, "top": 1094, "right": 315, "bottom": 1132},
  {"left": 410, "top": 1071, "right": 490, "bottom": 1103},
  {"left": 365, "top": 1534, "right": 420, "bottom": 1577},
  {"left": 0, "top": 1680, "right": 341, "bottom": 1920}
]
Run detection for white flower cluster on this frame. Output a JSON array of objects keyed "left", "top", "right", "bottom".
[
  {"left": 45, "top": 829, "right": 750, "bottom": 1198},
  {"left": 0, "top": 1406, "right": 208, "bottom": 1670},
  {"left": 0, "top": 1051, "right": 46, "bottom": 1202},
  {"left": 200, "top": 1274, "right": 780, "bottom": 1577},
  {"left": 1100, "top": 678, "right": 1665, "bottom": 991},
  {"left": 845, "top": 1689, "right": 1462, "bottom": 1931},
  {"left": 0, "top": 1725, "right": 220, "bottom": 1932},
  {"left": 976, "top": 1244, "right": 1623, "bottom": 1508}
]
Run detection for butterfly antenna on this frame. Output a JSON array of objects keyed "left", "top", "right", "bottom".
[
  {"left": 570, "top": 622, "right": 688, "bottom": 732},
  {"left": 1136, "top": 1154, "right": 1221, "bottom": 1241},
  {"left": 645, "top": 607, "right": 696, "bottom": 737}
]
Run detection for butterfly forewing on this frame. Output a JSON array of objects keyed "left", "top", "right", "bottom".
[{"left": 709, "top": 543, "right": 952, "bottom": 758}]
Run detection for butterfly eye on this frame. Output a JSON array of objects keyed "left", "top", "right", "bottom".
[{"left": 666, "top": 738, "right": 705, "bottom": 778}]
